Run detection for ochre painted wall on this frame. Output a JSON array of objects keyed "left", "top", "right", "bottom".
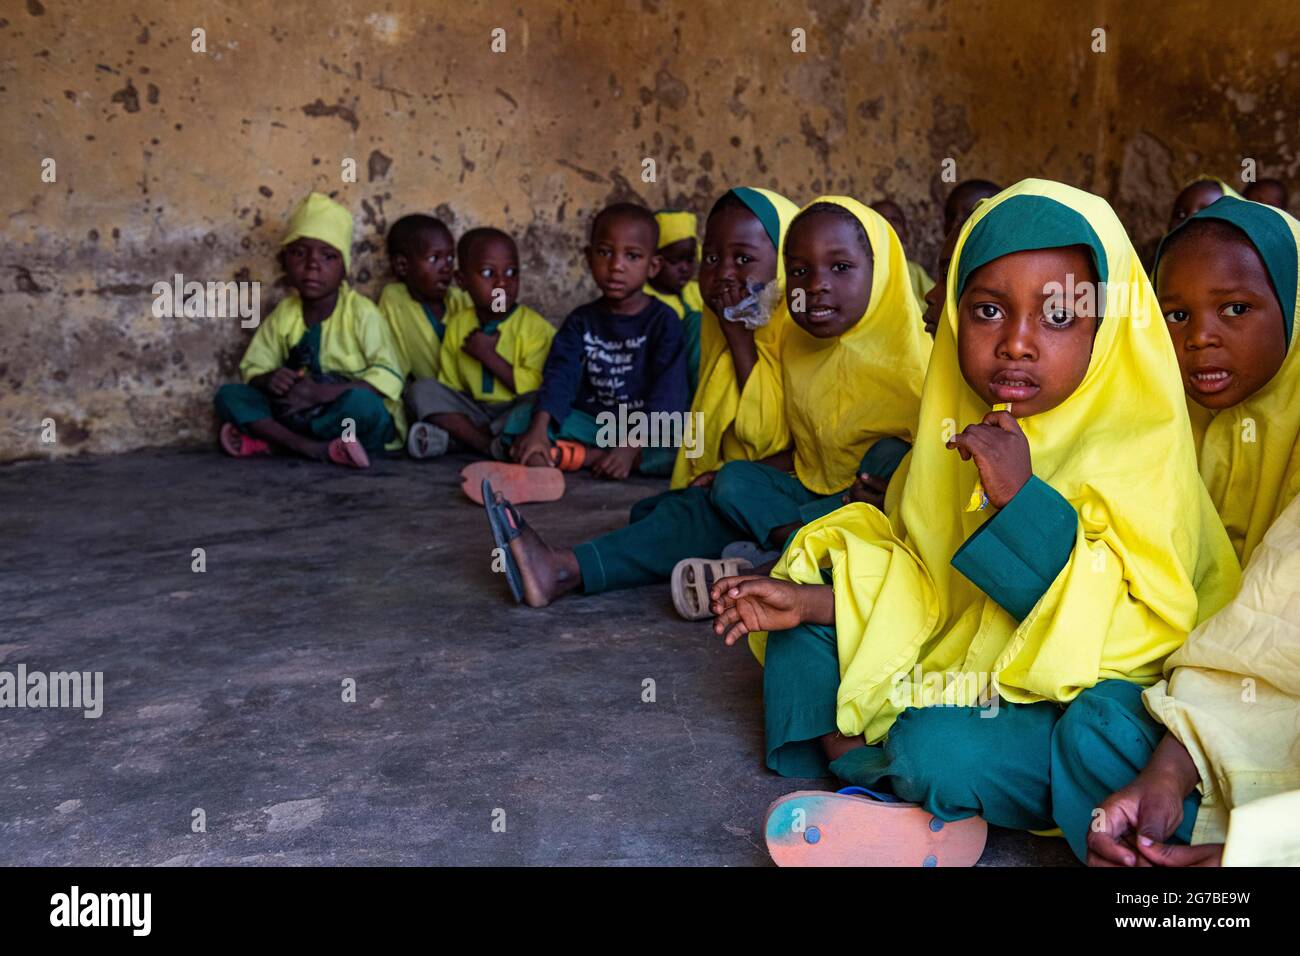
[{"left": 3, "top": 0, "right": 1299, "bottom": 461}]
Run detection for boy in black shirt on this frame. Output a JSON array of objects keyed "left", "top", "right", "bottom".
[{"left": 507, "top": 203, "right": 688, "bottom": 479}]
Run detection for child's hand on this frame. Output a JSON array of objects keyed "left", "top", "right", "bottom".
[
  {"left": 592, "top": 445, "right": 639, "bottom": 480},
  {"left": 1086, "top": 773, "right": 1187, "bottom": 867},
  {"left": 688, "top": 470, "right": 718, "bottom": 489},
  {"left": 462, "top": 329, "right": 501, "bottom": 363},
  {"left": 709, "top": 576, "right": 807, "bottom": 646},
  {"left": 842, "top": 471, "right": 888, "bottom": 508},
  {"left": 945, "top": 410, "right": 1031, "bottom": 509},
  {"left": 278, "top": 376, "right": 321, "bottom": 414},
  {"left": 511, "top": 425, "right": 554, "bottom": 468},
  {"left": 267, "top": 367, "right": 300, "bottom": 397},
  {"left": 1133, "top": 839, "right": 1223, "bottom": 868}
]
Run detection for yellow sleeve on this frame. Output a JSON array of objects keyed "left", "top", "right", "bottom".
[
  {"left": 353, "top": 298, "right": 406, "bottom": 402},
  {"left": 436, "top": 315, "right": 466, "bottom": 391},
  {"left": 239, "top": 299, "right": 293, "bottom": 382},
  {"left": 1222, "top": 792, "right": 1300, "bottom": 866},
  {"left": 511, "top": 310, "right": 556, "bottom": 395},
  {"left": 732, "top": 312, "right": 791, "bottom": 458},
  {"left": 378, "top": 285, "right": 413, "bottom": 380}
]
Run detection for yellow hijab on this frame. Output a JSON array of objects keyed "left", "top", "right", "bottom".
[
  {"left": 1155, "top": 197, "right": 1300, "bottom": 565},
  {"left": 779, "top": 196, "right": 932, "bottom": 495},
  {"left": 769, "top": 179, "right": 1241, "bottom": 743},
  {"left": 671, "top": 188, "right": 799, "bottom": 487}
]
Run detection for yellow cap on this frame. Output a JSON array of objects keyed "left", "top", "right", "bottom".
[{"left": 282, "top": 192, "right": 354, "bottom": 271}]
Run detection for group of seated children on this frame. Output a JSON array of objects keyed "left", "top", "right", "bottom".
[{"left": 214, "top": 170, "right": 1297, "bottom": 868}]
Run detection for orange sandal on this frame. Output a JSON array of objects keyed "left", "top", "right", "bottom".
[
  {"left": 764, "top": 787, "right": 987, "bottom": 867},
  {"left": 460, "top": 461, "right": 565, "bottom": 505},
  {"left": 550, "top": 440, "right": 587, "bottom": 472},
  {"left": 327, "top": 438, "right": 370, "bottom": 469},
  {"left": 219, "top": 423, "right": 270, "bottom": 458}
]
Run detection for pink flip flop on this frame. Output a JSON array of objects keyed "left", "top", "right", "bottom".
[
  {"left": 327, "top": 438, "right": 370, "bottom": 469},
  {"left": 460, "top": 461, "right": 565, "bottom": 505},
  {"left": 764, "top": 787, "right": 987, "bottom": 867},
  {"left": 220, "top": 423, "right": 270, "bottom": 458}
]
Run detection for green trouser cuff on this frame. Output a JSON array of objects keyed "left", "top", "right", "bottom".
[
  {"left": 950, "top": 475, "right": 1077, "bottom": 621},
  {"left": 858, "top": 436, "right": 911, "bottom": 482},
  {"left": 797, "top": 494, "right": 846, "bottom": 526},
  {"left": 574, "top": 540, "right": 607, "bottom": 594}
]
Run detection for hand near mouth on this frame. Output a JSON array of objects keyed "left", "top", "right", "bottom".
[{"left": 945, "top": 410, "right": 1032, "bottom": 509}]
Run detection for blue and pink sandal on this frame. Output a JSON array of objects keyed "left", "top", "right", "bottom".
[{"left": 764, "top": 786, "right": 987, "bottom": 867}]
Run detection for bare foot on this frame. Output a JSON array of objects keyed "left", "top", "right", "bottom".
[
  {"left": 820, "top": 730, "right": 867, "bottom": 762},
  {"left": 506, "top": 516, "right": 582, "bottom": 607}
]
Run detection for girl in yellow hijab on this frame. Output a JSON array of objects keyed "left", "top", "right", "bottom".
[
  {"left": 671, "top": 188, "right": 799, "bottom": 488},
  {"left": 714, "top": 180, "right": 1241, "bottom": 865},
  {"left": 1154, "top": 196, "right": 1300, "bottom": 565},
  {"left": 1055, "top": 197, "right": 1300, "bottom": 866},
  {"left": 482, "top": 192, "right": 929, "bottom": 610}
]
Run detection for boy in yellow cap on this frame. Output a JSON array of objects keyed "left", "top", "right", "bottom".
[
  {"left": 214, "top": 192, "right": 406, "bottom": 468},
  {"left": 645, "top": 209, "right": 705, "bottom": 397}
]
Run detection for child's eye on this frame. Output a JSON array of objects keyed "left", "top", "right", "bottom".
[
  {"left": 1223, "top": 302, "right": 1250, "bottom": 317},
  {"left": 736, "top": 255, "right": 753, "bottom": 265},
  {"left": 1164, "top": 309, "right": 1189, "bottom": 324},
  {"left": 831, "top": 261, "right": 852, "bottom": 273},
  {"left": 974, "top": 303, "right": 1002, "bottom": 321},
  {"left": 479, "top": 268, "right": 493, "bottom": 278},
  {"left": 1044, "top": 310, "right": 1075, "bottom": 328},
  {"left": 505, "top": 268, "right": 518, "bottom": 278},
  {"left": 789, "top": 266, "right": 807, "bottom": 278},
  {"left": 703, "top": 254, "right": 719, "bottom": 265},
  {"left": 627, "top": 252, "right": 641, "bottom": 261}
]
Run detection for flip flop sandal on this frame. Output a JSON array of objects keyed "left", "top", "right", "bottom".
[
  {"left": 219, "top": 423, "right": 270, "bottom": 458},
  {"left": 327, "top": 438, "right": 370, "bottom": 469},
  {"left": 460, "top": 461, "right": 565, "bottom": 505},
  {"left": 550, "top": 440, "right": 587, "bottom": 472},
  {"left": 481, "top": 478, "right": 526, "bottom": 603},
  {"left": 407, "top": 421, "right": 450, "bottom": 459},
  {"left": 670, "top": 556, "right": 753, "bottom": 621},
  {"left": 764, "top": 786, "right": 987, "bottom": 867}
]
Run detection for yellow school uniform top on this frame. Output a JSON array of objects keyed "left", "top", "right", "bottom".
[
  {"left": 378, "top": 281, "right": 474, "bottom": 382},
  {"left": 646, "top": 280, "right": 704, "bottom": 320},
  {"left": 907, "top": 259, "right": 935, "bottom": 311},
  {"left": 435, "top": 303, "right": 555, "bottom": 402},
  {"left": 777, "top": 196, "right": 933, "bottom": 497},
  {"left": 239, "top": 283, "right": 408, "bottom": 448},
  {"left": 1156, "top": 197, "right": 1300, "bottom": 566},
  {"left": 671, "top": 187, "right": 800, "bottom": 488},
  {"left": 765, "top": 179, "right": 1241, "bottom": 744},
  {"left": 1143, "top": 491, "right": 1300, "bottom": 859}
]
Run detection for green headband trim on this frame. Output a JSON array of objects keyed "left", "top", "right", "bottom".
[
  {"left": 730, "top": 187, "right": 782, "bottom": 251},
  {"left": 956, "top": 195, "right": 1109, "bottom": 315}
]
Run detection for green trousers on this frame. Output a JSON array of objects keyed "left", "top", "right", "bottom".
[
  {"left": 215, "top": 382, "right": 396, "bottom": 455},
  {"left": 574, "top": 460, "right": 845, "bottom": 594},
  {"left": 763, "top": 621, "right": 1199, "bottom": 862}
]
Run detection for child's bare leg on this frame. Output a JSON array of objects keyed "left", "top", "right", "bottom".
[
  {"left": 245, "top": 418, "right": 330, "bottom": 461},
  {"left": 820, "top": 730, "right": 867, "bottom": 762},
  {"left": 429, "top": 412, "right": 492, "bottom": 454},
  {"left": 507, "top": 519, "right": 583, "bottom": 607}
]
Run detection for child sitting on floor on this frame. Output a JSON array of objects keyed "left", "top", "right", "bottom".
[
  {"left": 645, "top": 210, "right": 705, "bottom": 399},
  {"left": 1155, "top": 196, "right": 1300, "bottom": 564},
  {"left": 215, "top": 192, "right": 406, "bottom": 469},
  {"left": 404, "top": 227, "right": 554, "bottom": 460},
  {"left": 870, "top": 199, "right": 934, "bottom": 311},
  {"left": 378, "top": 214, "right": 473, "bottom": 387},
  {"left": 1067, "top": 195, "right": 1300, "bottom": 867},
  {"left": 500, "top": 202, "right": 687, "bottom": 482},
  {"left": 713, "top": 180, "right": 1240, "bottom": 867},
  {"left": 480, "top": 195, "right": 930, "bottom": 610}
]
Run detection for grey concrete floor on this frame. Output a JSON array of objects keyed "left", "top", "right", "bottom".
[{"left": 0, "top": 448, "right": 1076, "bottom": 866}]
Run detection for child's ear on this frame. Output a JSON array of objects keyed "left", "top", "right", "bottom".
[
  {"left": 647, "top": 253, "right": 663, "bottom": 279},
  {"left": 453, "top": 267, "right": 467, "bottom": 288},
  {"left": 391, "top": 253, "right": 409, "bottom": 279}
]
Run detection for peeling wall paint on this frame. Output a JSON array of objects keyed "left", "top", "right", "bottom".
[{"left": 2, "top": 0, "right": 1298, "bottom": 461}]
